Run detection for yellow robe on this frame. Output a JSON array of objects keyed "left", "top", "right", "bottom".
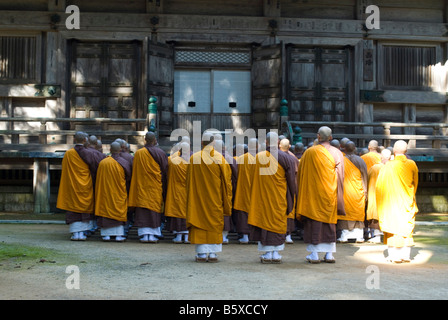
[
  {"left": 247, "top": 150, "right": 288, "bottom": 234},
  {"left": 376, "top": 155, "right": 419, "bottom": 244},
  {"left": 340, "top": 156, "right": 366, "bottom": 222},
  {"left": 233, "top": 152, "right": 256, "bottom": 214},
  {"left": 165, "top": 154, "right": 188, "bottom": 219},
  {"left": 361, "top": 151, "right": 381, "bottom": 172},
  {"left": 366, "top": 163, "right": 384, "bottom": 221},
  {"left": 186, "top": 146, "right": 233, "bottom": 244},
  {"left": 296, "top": 145, "right": 338, "bottom": 224},
  {"left": 56, "top": 148, "right": 94, "bottom": 214},
  {"left": 128, "top": 147, "right": 164, "bottom": 213},
  {"left": 94, "top": 156, "right": 128, "bottom": 222}
]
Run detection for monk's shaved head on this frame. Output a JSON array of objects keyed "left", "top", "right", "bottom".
[
  {"left": 279, "top": 139, "right": 290, "bottom": 151},
  {"left": 266, "top": 131, "right": 279, "bottom": 146},
  {"left": 368, "top": 140, "right": 379, "bottom": 151},
  {"left": 202, "top": 132, "right": 214, "bottom": 147},
  {"left": 110, "top": 141, "right": 121, "bottom": 154},
  {"left": 345, "top": 141, "right": 357, "bottom": 154},
  {"left": 393, "top": 140, "right": 408, "bottom": 155},
  {"left": 145, "top": 132, "right": 157, "bottom": 146},
  {"left": 75, "top": 131, "right": 87, "bottom": 144},
  {"left": 88, "top": 135, "right": 98, "bottom": 146},
  {"left": 317, "top": 126, "right": 332, "bottom": 142},
  {"left": 381, "top": 148, "right": 392, "bottom": 163}
]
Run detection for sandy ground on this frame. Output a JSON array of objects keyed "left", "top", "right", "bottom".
[{"left": 0, "top": 223, "right": 447, "bottom": 302}]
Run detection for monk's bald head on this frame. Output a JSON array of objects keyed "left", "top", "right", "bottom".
[
  {"left": 110, "top": 141, "right": 121, "bottom": 154},
  {"left": 88, "top": 135, "right": 98, "bottom": 146},
  {"left": 393, "top": 140, "right": 408, "bottom": 155},
  {"left": 279, "top": 139, "right": 290, "bottom": 152},
  {"left": 345, "top": 141, "right": 357, "bottom": 154},
  {"left": 202, "top": 132, "right": 214, "bottom": 147},
  {"left": 368, "top": 140, "right": 379, "bottom": 151},
  {"left": 381, "top": 148, "right": 392, "bottom": 163},
  {"left": 317, "top": 126, "right": 332, "bottom": 142},
  {"left": 330, "top": 139, "right": 340, "bottom": 148},
  {"left": 145, "top": 132, "right": 157, "bottom": 146},
  {"left": 75, "top": 131, "right": 87, "bottom": 144},
  {"left": 266, "top": 131, "right": 279, "bottom": 147}
]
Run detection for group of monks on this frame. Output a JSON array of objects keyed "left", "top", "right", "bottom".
[{"left": 57, "top": 126, "right": 419, "bottom": 264}]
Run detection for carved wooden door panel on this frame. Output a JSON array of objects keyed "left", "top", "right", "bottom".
[
  {"left": 70, "top": 41, "right": 141, "bottom": 131},
  {"left": 287, "top": 46, "right": 352, "bottom": 123},
  {"left": 251, "top": 44, "right": 282, "bottom": 131}
]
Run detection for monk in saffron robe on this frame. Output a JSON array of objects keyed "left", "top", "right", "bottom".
[
  {"left": 165, "top": 142, "right": 190, "bottom": 244},
  {"left": 57, "top": 132, "right": 100, "bottom": 241},
  {"left": 361, "top": 140, "right": 381, "bottom": 171},
  {"left": 376, "top": 140, "right": 418, "bottom": 263},
  {"left": 337, "top": 141, "right": 368, "bottom": 243},
  {"left": 248, "top": 132, "right": 297, "bottom": 264},
  {"left": 186, "top": 133, "right": 233, "bottom": 262},
  {"left": 214, "top": 139, "right": 238, "bottom": 244},
  {"left": 233, "top": 138, "right": 258, "bottom": 244},
  {"left": 128, "top": 132, "right": 168, "bottom": 243},
  {"left": 296, "top": 126, "right": 345, "bottom": 263},
  {"left": 279, "top": 138, "right": 299, "bottom": 244},
  {"left": 366, "top": 148, "right": 391, "bottom": 243},
  {"left": 95, "top": 142, "right": 132, "bottom": 242}
]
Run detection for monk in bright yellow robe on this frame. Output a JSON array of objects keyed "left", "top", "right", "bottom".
[
  {"left": 233, "top": 138, "right": 258, "bottom": 244},
  {"left": 365, "top": 148, "right": 392, "bottom": 243},
  {"left": 95, "top": 142, "right": 132, "bottom": 242},
  {"left": 296, "top": 126, "right": 345, "bottom": 263},
  {"left": 128, "top": 132, "right": 168, "bottom": 243},
  {"left": 186, "top": 133, "right": 233, "bottom": 262},
  {"left": 337, "top": 141, "right": 368, "bottom": 243},
  {"left": 57, "top": 132, "right": 98, "bottom": 241},
  {"left": 165, "top": 142, "right": 190, "bottom": 244},
  {"left": 361, "top": 140, "right": 381, "bottom": 171},
  {"left": 248, "top": 132, "right": 297, "bottom": 263},
  {"left": 376, "top": 140, "right": 418, "bottom": 263}
]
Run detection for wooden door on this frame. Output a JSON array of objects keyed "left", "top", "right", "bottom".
[
  {"left": 251, "top": 44, "right": 283, "bottom": 131},
  {"left": 287, "top": 46, "right": 352, "bottom": 124},
  {"left": 70, "top": 41, "right": 141, "bottom": 132}
]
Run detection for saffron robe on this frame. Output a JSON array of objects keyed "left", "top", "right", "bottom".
[
  {"left": 361, "top": 151, "right": 381, "bottom": 172},
  {"left": 366, "top": 163, "right": 384, "bottom": 221},
  {"left": 340, "top": 154, "right": 368, "bottom": 222},
  {"left": 186, "top": 145, "right": 233, "bottom": 244},
  {"left": 376, "top": 155, "right": 419, "bottom": 240},
  {"left": 296, "top": 142, "right": 345, "bottom": 224},
  {"left": 128, "top": 145, "right": 168, "bottom": 214},
  {"left": 247, "top": 148, "right": 297, "bottom": 235},
  {"left": 95, "top": 155, "right": 131, "bottom": 222},
  {"left": 57, "top": 147, "right": 95, "bottom": 214},
  {"left": 233, "top": 152, "right": 256, "bottom": 214},
  {"left": 165, "top": 153, "right": 188, "bottom": 220}
]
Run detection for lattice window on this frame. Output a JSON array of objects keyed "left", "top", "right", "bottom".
[
  {"left": 381, "top": 45, "right": 437, "bottom": 89},
  {"left": 0, "top": 36, "right": 40, "bottom": 82},
  {"left": 175, "top": 50, "right": 251, "bottom": 65}
]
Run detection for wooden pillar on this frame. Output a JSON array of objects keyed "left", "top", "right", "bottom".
[
  {"left": 33, "top": 158, "right": 50, "bottom": 214},
  {"left": 403, "top": 104, "right": 416, "bottom": 148}
]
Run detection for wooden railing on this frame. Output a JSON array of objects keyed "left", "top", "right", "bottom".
[
  {"left": 0, "top": 117, "right": 148, "bottom": 152},
  {"left": 282, "top": 120, "right": 448, "bottom": 159}
]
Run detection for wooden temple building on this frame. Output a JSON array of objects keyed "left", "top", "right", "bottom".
[{"left": 0, "top": 0, "right": 447, "bottom": 213}]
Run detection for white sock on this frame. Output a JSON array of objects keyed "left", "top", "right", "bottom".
[
  {"left": 325, "top": 252, "right": 334, "bottom": 260},
  {"left": 148, "top": 234, "right": 158, "bottom": 242},
  {"left": 173, "top": 233, "right": 182, "bottom": 242},
  {"left": 261, "top": 251, "right": 273, "bottom": 259},
  {"left": 307, "top": 251, "right": 319, "bottom": 260},
  {"left": 272, "top": 251, "right": 282, "bottom": 260},
  {"left": 402, "top": 246, "right": 411, "bottom": 260},
  {"left": 286, "top": 234, "right": 293, "bottom": 242},
  {"left": 184, "top": 234, "right": 189, "bottom": 242},
  {"left": 239, "top": 234, "right": 249, "bottom": 242},
  {"left": 222, "top": 231, "right": 228, "bottom": 242},
  {"left": 209, "top": 252, "right": 218, "bottom": 259},
  {"left": 115, "top": 236, "right": 125, "bottom": 241},
  {"left": 141, "top": 234, "right": 149, "bottom": 241}
]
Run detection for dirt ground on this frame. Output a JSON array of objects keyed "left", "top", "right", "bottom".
[{"left": 0, "top": 222, "right": 447, "bottom": 301}]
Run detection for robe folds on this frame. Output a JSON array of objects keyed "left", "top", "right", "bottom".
[
  {"left": 165, "top": 154, "right": 188, "bottom": 220},
  {"left": 57, "top": 147, "right": 95, "bottom": 214},
  {"left": 186, "top": 145, "right": 233, "bottom": 244},
  {"left": 361, "top": 151, "right": 381, "bottom": 172},
  {"left": 128, "top": 144, "right": 168, "bottom": 214},
  {"left": 233, "top": 152, "right": 256, "bottom": 215},
  {"left": 296, "top": 142, "right": 345, "bottom": 224},
  {"left": 340, "top": 155, "right": 368, "bottom": 222},
  {"left": 95, "top": 155, "right": 131, "bottom": 223},
  {"left": 247, "top": 148, "right": 297, "bottom": 235},
  {"left": 376, "top": 155, "right": 419, "bottom": 239},
  {"left": 366, "top": 163, "right": 384, "bottom": 221}
]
